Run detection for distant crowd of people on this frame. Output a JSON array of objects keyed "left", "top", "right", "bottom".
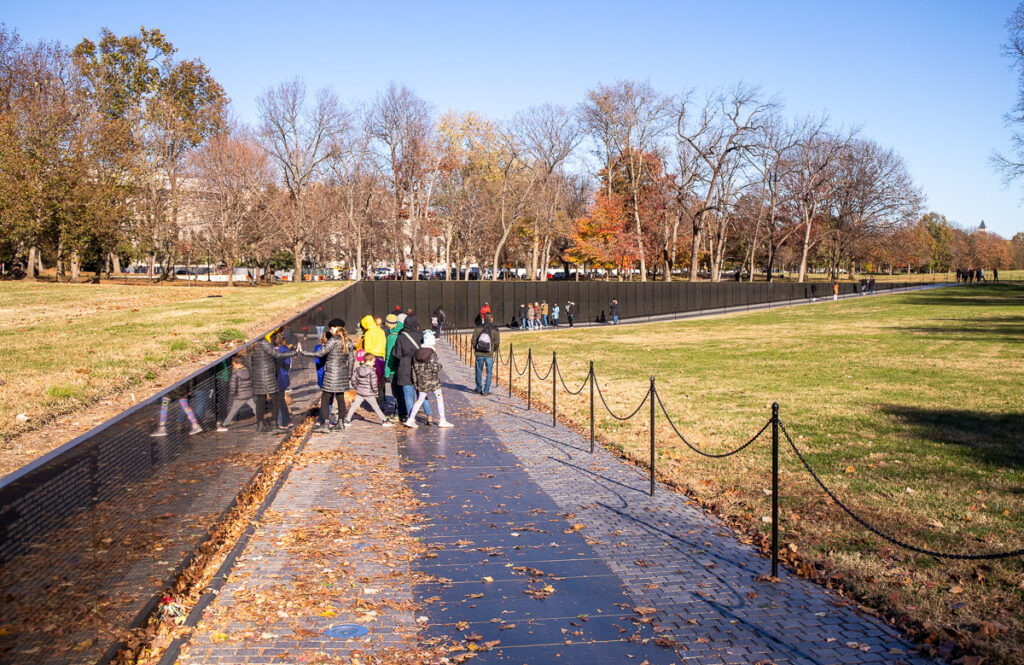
[{"left": 956, "top": 268, "right": 996, "bottom": 283}]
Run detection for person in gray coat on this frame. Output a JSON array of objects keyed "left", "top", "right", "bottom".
[
  {"left": 300, "top": 318, "right": 353, "bottom": 431},
  {"left": 250, "top": 328, "right": 298, "bottom": 432}
]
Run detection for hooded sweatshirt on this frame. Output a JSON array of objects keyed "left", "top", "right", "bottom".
[
  {"left": 358, "top": 315, "right": 387, "bottom": 358},
  {"left": 384, "top": 321, "right": 404, "bottom": 380}
]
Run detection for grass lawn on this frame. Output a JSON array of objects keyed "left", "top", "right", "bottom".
[
  {"left": 506, "top": 284, "right": 1024, "bottom": 663},
  {"left": 0, "top": 281, "right": 344, "bottom": 473}
]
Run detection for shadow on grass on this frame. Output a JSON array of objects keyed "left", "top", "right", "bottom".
[
  {"left": 898, "top": 315, "right": 1024, "bottom": 343},
  {"left": 899, "top": 283, "right": 1024, "bottom": 308},
  {"left": 882, "top": 404, "right": 1024, "bottom": 469}
]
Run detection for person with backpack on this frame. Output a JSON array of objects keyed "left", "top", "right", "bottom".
[
  {"left": 566, "top": 300, "right": 576, "bottom": 328},
  {"left": 431, "top": 305, "right": 446, "bottom": 337},
  {"left": 299, "top": 319, "right": 353, "bottom": 432},
  {"left": 393, "top": 315, "right": 433, "bottom": 425},
  {"left": 405, "top": 331, "right": 453, "bottom": 428},
  {"left": 472, "top": 313, "right": 500, "bottom": 395}
]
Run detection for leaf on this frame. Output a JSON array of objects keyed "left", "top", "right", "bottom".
[
  {"left": 949, "top": 585, "right": 964, "bottom": 594},
  {"left": 563, "top": 523, "right": 586, "bottom": 533},
  {"left": 844, "top": 466, "right": 856, "bottom": 474},
  {"left": 633, "top": 606, "right": 658, "bottom": 616},
  {"left": 481, "top": 576, "right": 494, "bottom": 583}
]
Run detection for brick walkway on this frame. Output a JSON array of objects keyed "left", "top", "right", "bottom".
[
  {"left": 175, "top": 340, "right": 938, "bottom": 664},
  {"left": 414, "top": 343, "right": 938, "bottom": 665}
]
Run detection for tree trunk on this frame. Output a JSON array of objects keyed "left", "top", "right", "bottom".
[
  {"left": 689, "top": 220, "right": 702, "bottom": 282},
  {"left": 798, "top": 212, "right": 813, "bottom": 283},
  {"left": 69, "top": 250, "right": 80, "bottom": 283},
  {"left": 26, "top": 246, "right": 38, "bottom": 281},
  {"left": 530, "top": 224, "right": 539, "bottom": 281},
  {"left": 111, "top": 253, "right": 121, "bottom": 279},
  {"left": 293, "top": 241, "right": 304, "bottom": 283}
]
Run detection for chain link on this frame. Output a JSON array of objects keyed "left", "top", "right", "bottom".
[
  {"left": 780, "top": 419, "right": 1024, "bottom": 560},
  {"left": 654, "top": 390, "right": 770, "bottom": 458},
  {"left": 555, "top": 360, "right": 590, "bottom": 395},
  {"left": 593, "top": 374, "right": 649, "bottom": 421},
  {"left": 531, "top": 356, "right": 554, "bottom": 381}
]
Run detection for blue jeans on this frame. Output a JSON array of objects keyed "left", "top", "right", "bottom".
[
  {"left": 542, "top": 314, "right": 548, "bottom": 327},
  {"left": 612, "top": 315, "right": 619, "bottom": 324},
  {"left": 402, "top": 384, "right": 431, "bottom": 418},
  {"left": 475, "top": 355, "right": 494, "bottom": 394}
]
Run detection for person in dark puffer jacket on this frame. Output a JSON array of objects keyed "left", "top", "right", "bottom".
[
  {"left": 393, "top": 315, "right": 433, "bottom": 425},
  {"left": 300, "top": 318, "right": 353, "bottom": 431},
  {"left": 250, "top": 327, "right": 298, "bottom": 432},
  {"left": 405, "top": 330, "right": 453, "bottom": 429}
]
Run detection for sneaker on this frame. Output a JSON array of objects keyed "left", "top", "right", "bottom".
[
  {"left": 150, "top": 428, "right": 167, "bottom": 438},
  {"left": 189, "top": 425, "right": 203, "bottom": 435},
  {"left": 403, "top": 419, "right": 418, "bottom": 429},
  {"left": 216, "top": 426, "right": 229, "bottom": 432},
  {"left": 437, "top": 420, "right": 454, "bottom": 428},
  {"left": 344, "top": 419, "right": 352, "bottom": 426},
  {"left": 316, "top": 425, "right": 331, "bottom": 433},
  {"left": 425, "top": 416, "right": 433, "bottom": 427},
  {"left": 381, "top": 421, "right": 394, "bottom": 428}
]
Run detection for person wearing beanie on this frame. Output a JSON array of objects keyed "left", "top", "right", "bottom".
[
  {"left": 345, "top": 351, "right": 391, "bottom": 427},
  {"left": 393, "top": 315, "right": 434, "bottom": 424},
  {"left": 384, "top": 313, "right": 404, "bottom": 421},
  {"left": 405, "top": 330, "right": 452, "bottom": 428}
]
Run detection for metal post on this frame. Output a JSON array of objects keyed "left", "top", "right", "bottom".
[
  {"left": 527, "top": 349, "right": 532, "bottom": 411},
  {"left": 508, "top": 345, "right": 513, "bottom": 397},
  {"left": 771, "top": 401, "right": 780, "bottom": 578},
  {"left": 589, "top": 361, "right": 595, "bottom": 453},
  {"left": 552, "top": 351, "right": 557, "bottom": 427},
  {"left": 649, "top": 376, "right": 656, "bottom": 497}
]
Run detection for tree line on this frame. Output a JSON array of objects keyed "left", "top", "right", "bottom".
[{"left": 1, "top": 24, "right": 1021, "bottom": 285}]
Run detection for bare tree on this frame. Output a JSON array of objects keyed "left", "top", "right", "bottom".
[
  {"left": 786, "top": 129, "right": 849, "bottom": 281},
  {"left": 191, "top": 124, "right": 275, "bottom": 286},
  {"left": 368, "top": 82, "right": 439, "bottom": 280},
  {"left": 513, "top": 103, "right": 582, "bottom": 280},
  {"left": 676, "top": 85, "right": 774, "bottom": 281},
  {"left": 257, "top": 78, "right": 347, "bottom": 281}
]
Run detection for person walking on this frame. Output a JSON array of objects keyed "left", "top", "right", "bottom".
[
  {"left": 431, "top": 305, "right": 446, "bottom": 337},
  {"left": 344, "top": 351, "right": 392, "bottom": 427},
  {"left": 566, "top": 300, "right": 575, "bottom": 328},
  {"left": 540, "top": 300, "right": 549, "bottom": 328},
  {"left": 472, "top": 313, "right": 500, "bottom": 395},
  {"left": 526, "top": 302, "right": 535, "bottom": 330},
  {"left": 274, "top": 332, "right": 293, "bottom": 428},
  {"left": 868, "top": 277, "right": 876, "bottom": 294},
  {"left": 994, "top": 267, "right": 1000, "bottom": 282},
  {"left": 218, "top": 355, "right": 256, "bottom": 431},
  {"left": 405, "top": 331, "right": 453, "bottom": 428},
  {"left": 394, "top": 315, "right": 433, "bottom": 425},
  {"left": 151, "top": 384, "right": 203, "bottom": 437},
  {"left": 551, "top": 302, "right": 560, "bottom": 327},
  {"left": 249, "top": 327, "right": 298, "bottom": 432},
  {"left": 383, "top": 314, "right": 403, "bottom": 421},
  {"left": 518, "top": 303, "right": 527, "bottom": 330},
  {"left": 832, "top": 280, "right": 839, "bottom": 301},
  {"left": 300, "top": 319, "right": 353, "bottom": 433},
  {"left": 533, "top": 302, "right": 542, "bottom": 329},
  {"left": 313, "top": 305, "right": 326, "bottom": 340},
  {"left": 609, "top": 299, "right": 620, "bottom": 324}
]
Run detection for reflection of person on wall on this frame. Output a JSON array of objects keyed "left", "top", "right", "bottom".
[
  {"left": 151, "top": 383, "right": 202, "bottom": 437},
  {"left": 219, "top": 355, "right": 256, "bottom": 431}
]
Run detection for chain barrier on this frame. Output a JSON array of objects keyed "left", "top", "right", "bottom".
[
  {"left": 779, "top": 419, "right": 1024, "bottom": 560},
  {"left": 510, "top": 350, "right": 529, "bottom": 377},
  {"left": 555, "top": 360, "right": 590, "bottom": 395},
  {"left": 593, "top": 373, "right": 650, "bottom": 421},
  {"left": 531, "top": 356, "right": 554, "bottom": 381},
  {"left": 654, "top": 390, "right": 771, "bottom": 458}
]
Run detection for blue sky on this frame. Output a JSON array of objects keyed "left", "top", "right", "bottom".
[{"left": 4, "top": 0, "right": 1023, "bottom": 237}]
